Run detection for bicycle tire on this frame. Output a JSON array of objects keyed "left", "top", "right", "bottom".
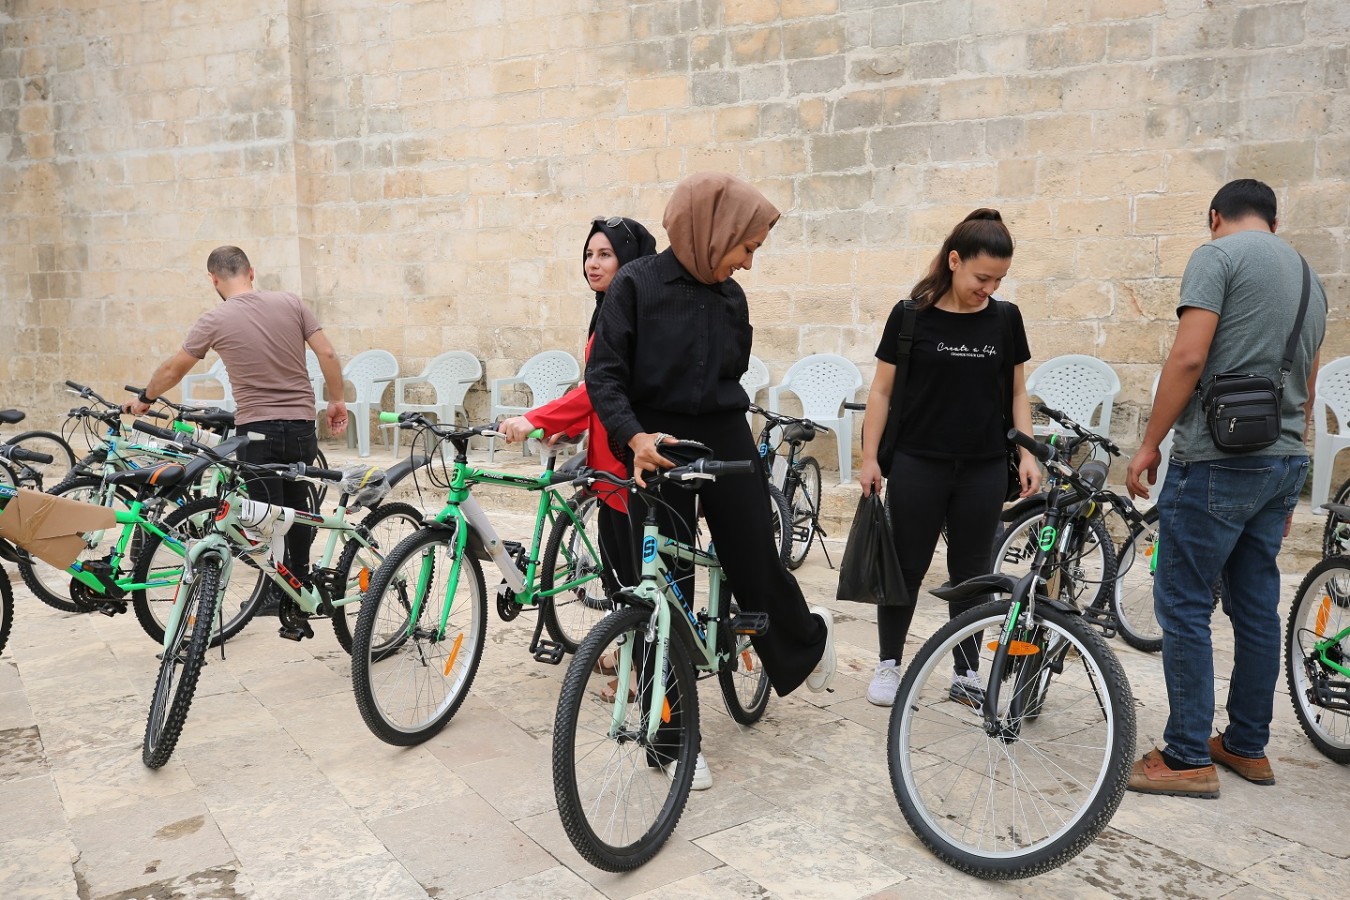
[
  {"left": 49, "top": 449, "right": 108, "bottom": 495},
  {"left": 553, "top": 603, "right": 700, "bottom": 872},
  {"left": 1285, "top": 556, "right": 1350, "bottom": 763},
  {"left": 0, "top": 566, "right": 13, "bottom": 656},
  {"left": 888, "top": 601, "right": 1135, "bottom": 878},
  {"left": 17, "top": 476, "right": 137, "bottom": 613},
  {"left": 130, "top": 496, "right": 266, "bottom": 645},
  {"left": 6, "top": 430, "right": 77, "bottom": 490},
  {"left": 1323, "top": 478, "right": 1350, "bottom": 559},
  {"left": 142, "top": 553, "right": 222, "bottom": 768},
  {"left": 993, "top": 506, "right": 1116, "bottom": 617},
  {"left": 1112, "top": 507, "right": 1164, "bottom": 652},
  {"left": 716, "top": 584, "right": 771, "bottom": 725},
  {"left": 768, "top": 482, "right": 791, "bottom": 565},
  {"left": 351, "top": 527, "right": 487, "bottom": 746},
  {"left": 784, "top": 455, "right": 822, "bottom": 570},
  {"left": 540, "top": 494, "right": 613, "bottom": 653},
  {"left": 330, "top": 501, "right": 424, "bottom": 653}
]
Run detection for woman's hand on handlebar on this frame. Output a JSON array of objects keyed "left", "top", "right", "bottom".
[
  {"left": 1016, "top": 452, "right": 1042, "bottom": 498},
  {"left": 859, "top": 458, "right": 884, "bottom": 498},
  {"left": 629, "top": 431, "right": 677, "bottom": 488},
  {"left": 498, "top": 416, "right": 537, "bottom": 443}
]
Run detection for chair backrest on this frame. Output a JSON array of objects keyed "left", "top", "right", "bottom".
[
  {"left": 777, "top": 353, "right": 863, "bottom": 419},
  {"left": 422, "top": 351, "right": 482, "bottom": 406},
  {"left": 740, "top": 354, "right": 770, "bottom": 403},
  {"left": 211, "top": 358, "right": 233, "bottom": 395},
  {"left": 344, "top": 349, "right": 400, "bottom": 403},
  {"left": 517, "top": 351, "right": 581, "bottom": 404},
  {"left": 1025, "top": 355, "right": 1121, "bottom": 433},
  {"left": 1315, "top": 355, "right": 1350, "bottom": 436}
]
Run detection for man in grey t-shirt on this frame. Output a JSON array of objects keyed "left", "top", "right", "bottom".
[{"left": 1125, "top": 180, "right": 1327, "bottom": 798}]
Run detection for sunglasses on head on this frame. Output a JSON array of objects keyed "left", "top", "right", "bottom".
[{"left": 593, "top": 215, "right": 635, "bottom": 245}]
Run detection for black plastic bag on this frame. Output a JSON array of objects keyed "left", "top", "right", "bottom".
[{"left": 836, "top": 494, "right": 910, "bottom": 607}]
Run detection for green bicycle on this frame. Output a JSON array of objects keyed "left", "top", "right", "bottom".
[
  {"left": 551, "top": 444, "right": 771, "bottom": 872},
  {"left": 349, "top": 412, "right": 616, "bottom": 746}
]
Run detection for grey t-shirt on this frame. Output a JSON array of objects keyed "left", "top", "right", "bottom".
[{"left": 1171, "top": 230, "right": 1327, "bottom": 461}]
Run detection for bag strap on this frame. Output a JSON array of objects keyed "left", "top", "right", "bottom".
[
  {"left": 1278, "top": 257, "right": 1312, "bottom": 391},
  {"left": 891, "top": 299, "right": 918, "bottom": 396},
  {"left": 994, "top": 299, "right": 1015, "bottom": 429}
]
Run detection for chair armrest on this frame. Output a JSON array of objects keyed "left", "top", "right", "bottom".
[{"left": 489, "top": 376, "right": 525, "bottom": 405}]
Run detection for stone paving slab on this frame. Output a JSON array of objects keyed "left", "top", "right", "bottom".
[{"left": 0, "top": 444, "right": 1346, "bottom": 899}]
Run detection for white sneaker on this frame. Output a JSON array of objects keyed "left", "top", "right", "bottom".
[
  {"left": 665, "top": 752, "right": 713, "bottom": 791},
  {"left": 867, "top": 659, "right": 901, "bottom": 706},
  {"left": 805, "top": 606, "right": 836, "bottom": 693}
]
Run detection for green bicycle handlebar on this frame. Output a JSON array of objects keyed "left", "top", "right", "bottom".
[{"left": 378, "top": 410, "right": 544, "bottom": 440}]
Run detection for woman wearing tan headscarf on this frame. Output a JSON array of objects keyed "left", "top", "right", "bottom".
[{"left": 586, "top": 173, "right": 837, "bottom": 791}]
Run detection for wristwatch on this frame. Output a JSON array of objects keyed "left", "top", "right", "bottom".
[{"left": 137, "top": 389, "right": 154, "bottom": 404}]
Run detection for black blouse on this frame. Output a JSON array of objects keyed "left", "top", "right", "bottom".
[{"left": 587, "top": 249, "right": 753, "bottom": 450}]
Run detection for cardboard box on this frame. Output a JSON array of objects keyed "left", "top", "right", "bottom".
[{"left": 0, "top": 488, "right": 117, "bottom": 571}]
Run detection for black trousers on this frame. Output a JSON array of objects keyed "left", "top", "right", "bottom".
[
  {"left": 880, "top": 451, "right": 1006, "bottom": 674},
  {"left": 627, "top": 409, "right": 828, "bottom": 696},
  {"left": 237, "top": 419, "right": 319, "bottom": 581}
]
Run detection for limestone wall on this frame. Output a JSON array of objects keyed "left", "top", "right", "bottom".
[{"left": 4, "top": 0, "right": 1347, "bottom": 477}]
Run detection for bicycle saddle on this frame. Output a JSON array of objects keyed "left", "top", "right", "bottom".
[
  {"left": 1324, "top": 502, "right": 1350, "bottom": 519},
  {"left": 0, "top": 409, "right": 23, "bottom": 425},
  {"left": 106, "top": 462, "right": 188, "bottom": 490},
  {"left": 930, "top": 573, "right": 1016, "bottom": 603},
  {"left": 782, "top": 422, "right": 816, "bottom": 443}
]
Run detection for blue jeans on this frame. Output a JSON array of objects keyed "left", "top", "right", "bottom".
[{"left": 1154, "top": 455, "right": 1308, "bottom": 764}]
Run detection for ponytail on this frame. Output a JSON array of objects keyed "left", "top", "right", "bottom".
[{"left": 909, "top": 208, "right": 1014, "bottom": 310}]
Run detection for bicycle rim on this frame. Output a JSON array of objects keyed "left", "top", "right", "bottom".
[
  {"left": 553, "top": 604, "right": 699, "bottom": 872},
  {"left": 351, "top": 528, "right": 486, "bottom": 745},
  {"left": 1285, "top": 558, "right": 1350, "bottom": 762},
  {"left": 1112, "top": 509, "right": 1164, "bottom": 652},
  {"left": 889, "top": 602, "right": 1134, "bottom": 878},
  {"left": 717, "top": 591, "right": 770, "bottom": 725}
]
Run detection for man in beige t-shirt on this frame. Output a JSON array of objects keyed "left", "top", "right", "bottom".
[{"left": 126, "top": 246, "right": 348, "bottom": 640}]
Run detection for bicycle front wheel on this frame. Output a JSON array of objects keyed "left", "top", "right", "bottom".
[
  {"left": 889, "top": 601, "right": 1135, "bottom": 879},
  {"left": 553, "top": 603, "right": 700, "bottom": 872},
  {"left": 143, "top": 554, "right": 222, "bottom": 768},
  {"left": 1112, "top": 507, "right": 1164, "bottom": 652},
  {"left": 351, "top": 527, "right": 487, "bottom": 746},
  {"left": 784, "top": 455, "right": 822, "bottom": 570},
  {"left": 131, "top": 496, "right": 266, "bottom": 645},
  {"left": 540, "top": 494, "right": 613, "bottom": 653},
  {"left": 331, "top": 501, "right": 424, "bottom": 653},
  {"left": 1285, "top": 557, "right": 1350, "bottom": 763}
]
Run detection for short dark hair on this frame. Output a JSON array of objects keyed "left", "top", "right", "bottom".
[
  {"left": 1209, "top": 179, "right": 1277, "bottom": 229},
  {"left": 206, "top": 246, "right": 251, "bottom": 277}
]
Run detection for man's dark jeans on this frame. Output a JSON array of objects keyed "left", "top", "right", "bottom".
[{"left": 237, "top": 419, "right": 319, "bottom": 583}]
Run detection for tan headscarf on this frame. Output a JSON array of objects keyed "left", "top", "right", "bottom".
[{"left": 662, "top": 172, "right": 780, "bottom": 285}]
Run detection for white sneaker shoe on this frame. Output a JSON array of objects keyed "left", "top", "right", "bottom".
[
  {"left": 867, "top": 659, "right": 901, "bottom": 706},
  {"left": 805, "top": 606, "right": 836, "bottom": 693},
  {"left": 665, "top": 752, "right": 713, "bottom": 791}
]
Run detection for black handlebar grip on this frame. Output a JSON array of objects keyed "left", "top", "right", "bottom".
[
  {"left": 124, "top": 384, "right": 144, "bottom": 395},
  {"left": 842, "top": 402, "right": 867, "bottom": 411},
  {"left": 65, "top": 380, "right": 85, "bottom": 391},
  {"left": 146, "top": 409, "right": 169, "bottom": 420},
  {"left": 1037, "top": 404, "right": 1066, "bottom": 423},
  {"left": 1007, "top": 429, "right": 1054, "bottom": 463},
  {"left": 300, "top": 465, "right": 346, "bottom": 482},
  {"left": 8, "top": 447, "right": 54, "bottom": 464},
  {"left": 131, "top": 420, "right": 182, "bottom": 443},
  {"left": 703, "top": 460, "right": 756, "bottom": 476}
]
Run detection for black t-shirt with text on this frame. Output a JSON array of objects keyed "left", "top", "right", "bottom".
[{"left": 875, "top": 299, "right": 1031, "bottom": 460}]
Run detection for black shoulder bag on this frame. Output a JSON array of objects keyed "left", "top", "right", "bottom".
[
  {"left": 876, "top": 300, "right": 916, "bottom": 478},
  {"left": 1198, "top": 258, "right": 1311, "bottom": 454}
]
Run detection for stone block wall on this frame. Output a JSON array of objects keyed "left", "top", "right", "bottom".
[{"left": 3, "top": 0, "right": 1347, "bottom": 479}]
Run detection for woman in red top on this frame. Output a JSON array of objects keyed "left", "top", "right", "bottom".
[{"left": 499, "top": 216, "right": 657, "bottom": 589}]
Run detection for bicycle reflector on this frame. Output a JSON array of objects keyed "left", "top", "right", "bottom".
[{"left": 988, "top": 640, "right": 1041, "bottom": 656}]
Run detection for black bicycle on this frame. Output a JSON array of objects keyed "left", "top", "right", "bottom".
[{"left": 750, "top": 403, "right": 831, "bottom": 569}]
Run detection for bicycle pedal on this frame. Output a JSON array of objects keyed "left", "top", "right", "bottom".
[
  {"left": 277, "top": 621, "right": 315, "bottom": 642},
  {"left": 728, "top": 612, "right": 770, "bottom": 636},
  {"left": 96, "top": 601, "right": 127, "bottom": 618},
  {"left": 531, "top": 640, "right": 565, "bottom": 665}
]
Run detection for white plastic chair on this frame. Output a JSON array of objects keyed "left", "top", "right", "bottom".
[
  {"left": 383, "top": 351, "right": 482, "bottom": 456},
  {"left": 1311, "top": 355, "right": 1350, "bottom": 511},
  {"left": 767, "top": 353, "right": 863, "bottom": 484},
  {"left": 740, "top": 354, "right": 770, "bottom": 428},
  {"left": 1151, "top": 372, "right": 1175, "bottom": 491},
  {"left": 180, "top": 358, "right": 235, "bottom": 413},
  {"left": 487, "top": 351, "right": 581, "bottom": 460},
  {"left": 313, "top": 350, "right": 399, "bottom": 457},
  {"left": 305, "top": 348, "right": 325, "bottom": 412},
  {"left": 1026, "top": 355, "right": 1121, "bottom": 456}
]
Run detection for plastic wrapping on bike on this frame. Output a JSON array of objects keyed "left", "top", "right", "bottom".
[{"left": 835, "top": 494, "right": 909, "bottom": 607}]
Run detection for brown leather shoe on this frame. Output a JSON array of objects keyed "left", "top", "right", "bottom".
[
  {"left": 1209, "top": 734, "right": 1275, "bottom": 785},
  {"left": 1127, "top": 749, "right": 1220, "bottom": 799}
]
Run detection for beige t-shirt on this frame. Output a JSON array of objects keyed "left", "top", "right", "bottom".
[{"left": 183, "top": 291, "right": 321, "bottom": 425}]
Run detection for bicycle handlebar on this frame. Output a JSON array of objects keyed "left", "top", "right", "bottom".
[
  {"left": 1036, "top": 404, "right": 1121, "bottom": 457},
  {"left": 1, "top": 446, "right": 54, "bottom": 465},
  {"left": 1008, "top": 428, "right": 1055, "bottom": 463},
  {"left": 842, "top": 402, "right": 867, "bottom": 411},
  {"left": 747, "top": 404, "right": 833, "bottom": 435}
]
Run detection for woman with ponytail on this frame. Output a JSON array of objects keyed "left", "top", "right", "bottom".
[{"left": 857, "top": 209, "right": 1040, "bottom": 707}]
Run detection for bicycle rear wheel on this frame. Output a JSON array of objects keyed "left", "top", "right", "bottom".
[
  {"left": 553, "top": 603, "right": 699, "bottom": 872},
  {"left": 993, "top": 506, "right": 1115, "bottom": 617},
  {"left": 330, "top": 501, "right": 424, "bottom": 653},
  {"left": 17, "top": 476, "right": 136, "bottom": 613},
  {"left": 351, "top": 527, "right": 487, "bottom": 746},
  {"left": 0, "top": 566, "right": 13, "bottom": 656},
  {"left": 143, "top": 554, "right": 221, "bottom": 768},
  {"left": 767, "top": 482, "right": 791, "bottom": 565},
  {"left": 1285, "top": 557, "right": 1350, "bottom": 763},
  {"left": 889, "top": 601, "right": 1135, "bottom": 879},
  {"left": 717, "top": 586, "right": 770, "bottom": 725},
  {"left": 784, "top": 455, "right": 822, "bottom": 570},
  {"left": 1323, "top": 478, "right": 1350, "bottom": 558},
  {"left": 6, "top": 430, "right": 77, "bottom": 490},
  {"left": 1112, "top": 507, "right": 1164, "bottom": 652},
  {"left": 540, "top": 494, "right": 613, "bottom": 653}
]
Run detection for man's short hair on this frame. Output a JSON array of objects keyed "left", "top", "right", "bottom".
[
  {"left": 206, "top": 246, "right": 251, "bottom": 278},
  {"left": 1209, "top": 179, "right": 1277, "bottom": 229}
]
